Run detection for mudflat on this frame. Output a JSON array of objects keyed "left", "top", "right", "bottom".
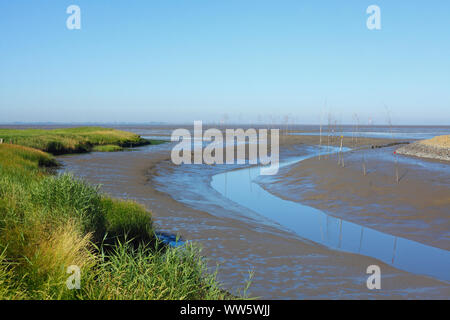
[
  {"left": 259, "top": 135, "right": 450, "bottom": 251},
  {"left": 58, "top": 133, "right": 450, "bottom": 299}
]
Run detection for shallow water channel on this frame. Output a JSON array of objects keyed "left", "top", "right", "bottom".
[{"left": 211, "top": 146, "right": 450, "bottom": 282}]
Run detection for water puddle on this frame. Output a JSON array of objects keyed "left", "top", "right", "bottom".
[
  {"left": 156, "top": 232, "right": 185, "bottom": 247},
  {"left": 211, "top": 146, "right": 450, "bottom": 282}
]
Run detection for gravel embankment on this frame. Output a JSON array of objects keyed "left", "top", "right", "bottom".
[{"left": 397, "top": 136, "right": 450, "bottom": 162}]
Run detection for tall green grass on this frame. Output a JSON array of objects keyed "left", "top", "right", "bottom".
[{"left": 0, "top": 144, "right": 235, "bottom": 300}]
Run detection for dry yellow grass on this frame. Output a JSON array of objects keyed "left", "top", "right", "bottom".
[
  {"left": 29, "top": 221, "right": 95, "bottom": 277},
  {"left": 419, "top": 135, "right": 450, "bottom": 148}
]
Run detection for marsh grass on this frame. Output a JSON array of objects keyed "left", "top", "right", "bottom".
[
  {"left": 80, "top": 240, "right": 230, "bottom": 300},
  {"left": 0, "top": 127, "right": 150, "bottom": 154},
  {"left": 100, "top": 198, "right": 154, "bottom": 246},
  {"left": 0, "top": 144, "right": 234, "bottom": 300},
  {"left": 147, "top": 139, "right": 167, "bottom": 145},
  {"left": 92, "top": 145, "right": 124, "bottom": 152}
]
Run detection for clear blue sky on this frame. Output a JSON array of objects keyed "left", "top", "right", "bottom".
[{"left": 1, "top": 0, "right": 449, "bottom": 125}]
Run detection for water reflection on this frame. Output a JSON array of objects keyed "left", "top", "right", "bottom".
[{"left": 211, "top": 148, "right": 450, "bottom": 282}]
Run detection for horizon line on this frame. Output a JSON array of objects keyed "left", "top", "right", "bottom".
[{"left": 1, "top": 122, "right": 449, "bottom": 127}]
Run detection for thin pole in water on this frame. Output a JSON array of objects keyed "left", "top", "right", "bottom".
[
  {"left": 358, "top": 228, "right": 364, "bottom": 253},
  {"left": 392, "top": 236, "right": 398, "bottom": 264}
]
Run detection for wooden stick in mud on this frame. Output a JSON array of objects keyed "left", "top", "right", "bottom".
[
  {"left": 394, "top": 151, "right": 399, "bottom": 183},
  {"left": 362, "top": 154, "right": 366, "bottom": 176},
  {"left": 319, "top": 114, "right": 323, "bottom": 160}
]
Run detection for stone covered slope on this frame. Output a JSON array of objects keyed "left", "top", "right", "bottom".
[{"left": 396, "top": 135, "right": 450, "bottom": 161}]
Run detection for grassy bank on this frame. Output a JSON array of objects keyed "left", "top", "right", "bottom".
[
  {"left": 0, "top": 127, "right": 151, "bottom": 154},
  {"left": 92, "top": 144, "right": 125, "bottom": 152},
  {"left": 0, "top": 142, "right": 234, "bottom": 299},
  {"left": 420, "top": 135, "right": 450, "bottom": 148}
]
